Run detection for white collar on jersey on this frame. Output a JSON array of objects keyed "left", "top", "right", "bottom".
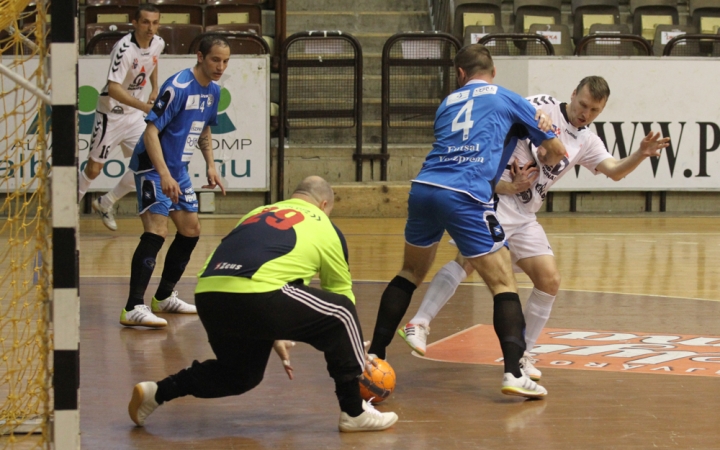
[{"left": 464, "top": 80, "right": 489, "bottom": 86}]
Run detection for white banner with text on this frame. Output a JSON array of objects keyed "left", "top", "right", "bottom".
[{"left": 0, "top": 55, "right": 269, "bottom": 192}]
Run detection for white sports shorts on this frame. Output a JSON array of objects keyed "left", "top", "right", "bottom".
[
  {"left": 87, "top": 110, "right": 145, "bottom": 163},
  {"left": 496, "top": 197, "right": 554, "bottom": 270}
]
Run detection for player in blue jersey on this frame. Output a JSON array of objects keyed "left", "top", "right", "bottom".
[
  {"left": 119, "top": 36, "right": 230, "bottom": 328},
  {"left": 367, "top": 44, "right": 567, "bottom": 398}
]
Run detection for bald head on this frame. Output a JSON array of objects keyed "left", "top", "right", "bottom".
[{"left": 292, "top": 176, "right": 335, "bottom": 215}]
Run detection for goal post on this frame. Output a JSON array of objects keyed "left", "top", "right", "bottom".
[
  {"left": 0, "top": 0, "right": 80, "bottom": 448},
  {"left": 50, "top": 0, "right": 80, "bottom": 449}
]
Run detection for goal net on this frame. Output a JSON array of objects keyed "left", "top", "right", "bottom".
[{"left": 0, "top": 0, "right": 52, "bottom": 446}]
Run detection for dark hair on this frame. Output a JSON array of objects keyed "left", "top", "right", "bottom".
[
  {"left": 575, "top": 76, "right": 610, "bottom": 101},
  {"left": 134, "top": 4, "right": 160, "bottom": 22},
  {"left": 454, "top": 43, "right": 494, "bottom": 78},
  {"left": 197, "top": 35, "right": 231, "bottom": 58}
]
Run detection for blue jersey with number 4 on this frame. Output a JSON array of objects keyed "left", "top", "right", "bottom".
[
  {"left": 413, "top": 80, "right": 556, "bottom": 205},
  {"left": 130, "top": 68, "right": 220, "bottom": 179}
]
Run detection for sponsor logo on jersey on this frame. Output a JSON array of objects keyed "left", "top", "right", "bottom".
[
  {"left": 190, "top": 121, "right": 204, "bottom": 134},
  {"left": 472, "top": 85, "right": 498, "bottom": 97},
  {"left": 207, "top": 94, "right": 214, "bottom": 107},
  {"left": 153, "top": 55, "right": 158, "bottom": 66},
  {"left": 111, "top": 106, "right": 124, "bottom": 114},
  {"left": 128, "top": 68, "right": 147, "bottom": 91},
  {"left": 186, "top": 95, "right": 201, "bottom": 110},
  {"left": 446, "top": 90, "right": 470, "bottom": 106},
  {"left": 132, "top": 58, "right": 138, "bottom": 69},
  {"left": 214, "top": 262, "right": 243, "bottom": 270},
  {"left": 565, "top": 129, "right": 577, "bottom": 139}
]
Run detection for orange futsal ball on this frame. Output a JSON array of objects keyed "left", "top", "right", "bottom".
[{"left": 359, "top": 358, "right": 396, "bottom": 403}]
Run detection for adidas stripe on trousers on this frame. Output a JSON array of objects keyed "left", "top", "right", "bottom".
[{"left": 165, "top": 283, "right": 366, "bottom": 399}]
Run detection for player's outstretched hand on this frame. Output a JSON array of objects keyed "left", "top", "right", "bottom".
[
  {"left": 203, "top": 167, "right": 227, "bottom": 196},
  {"left": 639, "top": 131, "right": 670, "bottom": 157},
  {"left": 273, "top": 340, "right": 295, "bottom": 380},
  {"left": 534, "top": 110, "right": 553, "bottom": 133},
  {"left": 160, "top": 174, "right": 181, "bottom": 204}
]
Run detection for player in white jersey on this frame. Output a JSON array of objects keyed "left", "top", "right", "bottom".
[
  {"left": 78, "top": 5, "right": 164, "bottom": 231},
  {"left": 399, "top": 76, "right": 670, "bottom": 381}
]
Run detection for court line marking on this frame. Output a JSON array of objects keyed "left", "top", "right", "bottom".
[{"left": 78, "top": 276, "right": 720, "bottom": 303}]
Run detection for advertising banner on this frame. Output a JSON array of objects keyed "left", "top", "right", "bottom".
[{"left": 0, "top": 55, "right": 269, "bottom": 192}]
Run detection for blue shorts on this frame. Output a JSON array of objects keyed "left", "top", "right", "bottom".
[
  {"left": 405, "top": 182, "right": 506, "bottom": 258},
  {"left": 134, "top": 169, "right": 198, "bottom": 216}
]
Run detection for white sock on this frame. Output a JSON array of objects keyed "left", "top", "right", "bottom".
[
  {"left": 411, "top": 260, "right": 468, "bottom": 327},
  {"left": 524, "top": 288, "right": 555, "bottom": 351},
  {"left": 78, "top": 170, "right": 93, "bottom": 202},
  {"left": 102, "top": 170, "right": 135, "bottom": 209}
]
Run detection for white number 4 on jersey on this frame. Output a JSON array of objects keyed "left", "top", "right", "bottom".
[{"left": 452, "top": 99, "right": 474, "bottom": 141}]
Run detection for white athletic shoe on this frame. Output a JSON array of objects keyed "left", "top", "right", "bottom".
[
  {"left": 338, "top": 400, "right": 398, "bottom": 432},
  {"left": 128, "top": 381, "right": 160, "bottom": 427},
  {"left": 91, "top": 196, "right": 117, "bottom": 231},
  {"left": 520, "top": 353, "right": 542, "bottom": 381},
  {"left": 501, "top": 371, "right": 547, "bottom": 399},
  {"left": 120, "top": 305, "right": 167, "bottom": 328},
  {"left": 151, "top": 291, "right": 197, "bottom": 314},
  {"left": 397, "top": 322, "right": 430, "bottom": 356}
]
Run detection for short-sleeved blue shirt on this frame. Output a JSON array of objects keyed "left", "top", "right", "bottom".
[
  {"left": 413, "top": 80, "right": 556, "bottom": 205},
  {"left": 130, "top": 68, "right": 220, "bottom": 179}
]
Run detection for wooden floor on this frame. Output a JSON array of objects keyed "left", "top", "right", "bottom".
[{"left": 78, "top": 214, "right": 720, "bottom": 449}]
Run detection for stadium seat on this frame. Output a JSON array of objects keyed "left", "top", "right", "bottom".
[
  {"left": 528, "top": 23, "right": 574, "bottom": 55},
  {"left": 206, "top": 0, "right": 267, "bottom": 5},
  {"left": 453, "top": 0, "right": 503, "bottom": 42},
  {"left": 652, "top": 24, "right": 696, "bottom": 55},
  {"left": 85, "top": 5, "right": 137, "bottom": 25},
  {"left": 589, "top": 23, "right": 630, "bottom": 34},
  {"left": 204, "top": 4, "right": 263, "bottom": 28},
  {"left": 479, "top": 33, "right": 555, "bottom": 55},
  {"left": 189, "top": 31, "right": 270, "bottom": 55},
  {"left": 205, "top": 23, "right": 263, "bottom": 36},
  {"left": 463, "top": 24, "right": 504, "bottom": 45},
  {"left": 157, "top": 23, "right": 203, "bottom": 54},
  {"left": 85, "top": 31, "right": 132, "bottom": 55},
  {"left": 571, "top": 0, "right": 620, "bottom": 45},
  {"left": 688, "top": 0, "right": 720, "bottom": 35},
  {"left": 85, "top": 0, "right": 141, "bottom": 5},
  {"left": 85, "top": 22, "right": 134, "bottom": 46},
  {"left": 629, "top": 0, "right": 679, "bottom": 42},
  {"left": 576, "top": 30, "right": 652, "bottom": 55},
  {"left": 513, "top": 0, "right": 563, "bottom": 34},
  {"left": 146, "top": 1, "right": 203, "bottom": 25}
]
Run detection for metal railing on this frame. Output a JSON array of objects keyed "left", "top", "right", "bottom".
[
  {"left": 381, "top": 31, "right": 461, "bottom": 181},
  {"left": 478, "top": 33, "right": 555, "bottom": 55},
  {"left": 663, "top": 34, "right": 720, "bottom": 56},
  {"left": 278, "top": 31, "right": 363, "bottom": 197},
  {"left": 574, "top": 34, "right": 652, "bottom": 56}
]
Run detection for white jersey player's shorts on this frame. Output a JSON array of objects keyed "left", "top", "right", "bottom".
[
  {"left": 447, "top": 196, "right": 554, "bottom": 272},
  {"left": 496, "top": 196, "right": 553, "bottom": 271},
  {"left": 87, "top": 110, "right": 145, "bottom": 163}
]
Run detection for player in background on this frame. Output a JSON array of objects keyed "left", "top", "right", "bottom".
[
  {"left": 78, "top": 4, "right": 163, "bottom": 231},
  {"left": 366, "top": 44, "right": 567, "bottom": 399},
  {"left": 399, "top": 76, "right": 670, "bottom": 381},
  {"left": 128, "top": 176, "right": 399, "bottom": 433},
  {"left": 119, "top": 35, "right": 228, "bottom": 328}
]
